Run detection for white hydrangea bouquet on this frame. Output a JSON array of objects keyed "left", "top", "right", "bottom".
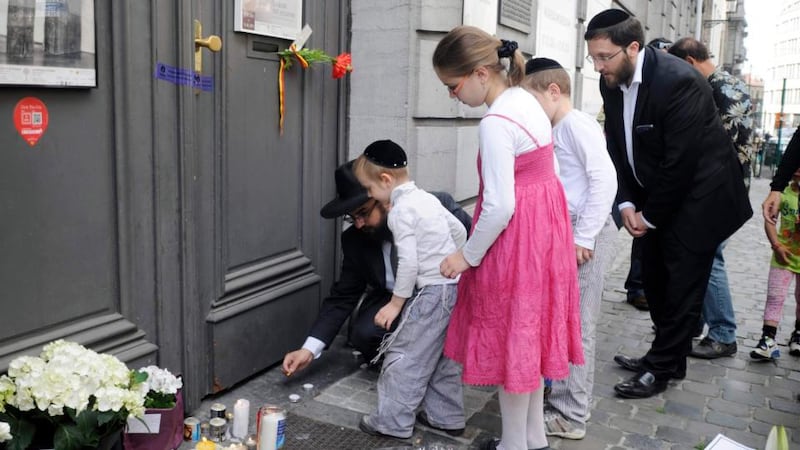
[
  {"left": 0, "top": 339, "right": 146, "bottom": 450},
  {"left": 136, "top": 365, "right": 182, "bottom": 409},
  {"left": 123, "top": 366, "right": 184, "bottom": 450}
]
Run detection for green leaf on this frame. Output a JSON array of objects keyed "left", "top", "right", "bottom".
[
  {"left": 131, "top": 370, "right": 149, "bottom": 385},
  {"left": 144, "top": 391, "right": 177, "bottom": 409},
  {"left": 766, "top": 425, "right": 790, "bottom": 450},
  {"left": 54, "top": 423, "right": 90, "bottom": 450},
  {"left": 3, "top": 416, "right": 35, "bottom": 450}
]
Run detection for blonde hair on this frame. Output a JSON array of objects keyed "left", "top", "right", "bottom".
[
  {"left": 432, "top": 26, "right": 526, "bottom": 87},
  {"left": 523, "top": 67, "right": 572, "bottom": 95},
  {"left": 353, "top": 154, "right": 408, "bottom": 182}
]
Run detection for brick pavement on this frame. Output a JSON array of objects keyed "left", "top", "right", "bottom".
[{"left": 185, "top": 177, "right": 800, "bottom": 450}]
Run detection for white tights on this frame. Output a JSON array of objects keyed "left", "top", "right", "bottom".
[{"left": 495, "top": 383, "right": 547, "bottom": 450}]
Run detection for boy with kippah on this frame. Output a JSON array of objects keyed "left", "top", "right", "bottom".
[
  {"left": 352, "top": 139, "right": 467, "bottom": 439},
  {"left": 523, "top": 58, "right": 618, "bottom": 439}
]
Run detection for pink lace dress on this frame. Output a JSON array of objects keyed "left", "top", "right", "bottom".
[{"left": 444, "top": 126, "right": 584, "bottom": 393}]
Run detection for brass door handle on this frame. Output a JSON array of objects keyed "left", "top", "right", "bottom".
[
  {"left": 194, "top": 19, "right": 222, "bottom": 74},
  {"left": 195, "top": 35, "right": 222, "bottom": 52}
]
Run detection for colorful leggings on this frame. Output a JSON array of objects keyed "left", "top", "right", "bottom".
[{"left": 764, "top": 266, "right": 800, "bottom": 323}]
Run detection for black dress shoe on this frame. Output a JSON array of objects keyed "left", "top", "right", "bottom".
[
  {"left": 626, "top": 294, "right": 649, "bottom": 311},
  {"left": 416, "top": 411, "right": 465, "bottom": 437},
  {"left": 690, "top": 337, "right": 737, "bottom": 359},
  {"left": 613, "top": 354, "right": 685, "bottom": 379},
  {"left": 613, "top": 354, "right": 642, "bottom": 372},
  {"left": 481, "top": 438, "right": 501, "bottom": 450},
  {"left": 614, "top": 371, "right": 669, "bottom": 399}
]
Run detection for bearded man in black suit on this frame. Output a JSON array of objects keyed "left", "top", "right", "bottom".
[
  {"left": 584, "top": 9, "right": 752, "bottom": 398},
  {"left": 282, "top": 159, "right": 471, "bottom": 376}
]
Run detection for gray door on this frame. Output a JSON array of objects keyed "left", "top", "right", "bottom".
[
  {"left": 0, "top": 1, "right": 157, "bottom": 371},
  {"left": 179, "top": 0, "right": 346, "bottom": 405}
]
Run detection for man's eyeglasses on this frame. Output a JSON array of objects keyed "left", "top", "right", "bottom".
[
  {"left": 585, "top": 47, "right": 625, "bottom": 64},
  {"left": 344, "top": 200, "right": 379, "bottom": 224}
]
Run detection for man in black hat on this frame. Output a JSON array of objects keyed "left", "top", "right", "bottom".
[
  {"left": 584, "top": 9, "right": 752, "bottom": 398},
  {"left": 281, "top": 159, "right": 471, "bottom": 376}
]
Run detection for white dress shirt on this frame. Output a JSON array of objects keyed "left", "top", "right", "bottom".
[
  {"left": 617, "top": 49, "right": 655, "bottom": 229},
  {"left": 389, "top": 181, "right": 467, "bottom": 298},
  {"left": 553, "top": 110, "right": 618, "bottom": 249}
]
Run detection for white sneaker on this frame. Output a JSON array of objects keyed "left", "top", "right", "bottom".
[
  {"left": 544, "top": 410, "right": 586, "bottom": 440},
  {"left": 750, "top": 335, "right": 780, "bottom": 360}
]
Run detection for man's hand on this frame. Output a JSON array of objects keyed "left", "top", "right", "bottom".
[
  {"left": 576, "top": 245, "right": 594, "bottom": 265},
  {"left": 440, "top": 250, "right": 470, "bottom": 279},
  {"left": 282, "top": 349, "right": 313, "bottom": 377},
  {"left": 621, "top": 207, "right": 648, "bottom": 238},
  {"left": 763, "top": 191, "right": 782, "bottom": 225},
  {"left": 375, "top": 296, "right": 404, "bottom": 330}
]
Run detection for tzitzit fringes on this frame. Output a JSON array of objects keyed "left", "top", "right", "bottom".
[{"left": 369, "top": 288, "right": 425, "bottom": 365}]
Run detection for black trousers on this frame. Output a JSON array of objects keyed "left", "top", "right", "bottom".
[
  {"left": 348, "top": 296, "right": 399, "bottom": 363},
  {"left": 640, "top": 228, "right": 716, "bottom": 379}
]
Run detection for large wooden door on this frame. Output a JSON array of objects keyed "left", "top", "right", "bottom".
[{"left": 178, "top": 0, "right": 346, "bottom": 406}]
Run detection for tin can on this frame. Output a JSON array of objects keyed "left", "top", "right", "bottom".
[
  {"left": 183, "top": 416, "right": 201, "bottom": 441},
  {"left": 200, "top": 421, "right": 210, "bottom": 440},
  {"left": 211, "top": 402, "right": 227, "bottom": 418},
  {"left": 209, "top": 417, "right": 227, "bottom": 442},
  {"left": 256, "top": 405, "right": 286, "bottom": 450}
]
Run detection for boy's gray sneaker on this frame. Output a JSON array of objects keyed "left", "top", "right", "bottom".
[{"left": 544, "top": 410, "right": 586, "bottom": 440}]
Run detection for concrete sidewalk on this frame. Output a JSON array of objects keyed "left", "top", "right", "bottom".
[{"left": 184, "top": 177, "right": 800, "bottom": 449}]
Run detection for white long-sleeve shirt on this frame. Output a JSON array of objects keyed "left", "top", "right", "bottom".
[
  {"left": 553, "top": 109, "right": 618, "bottom": 249},
  {"left": 462, "top": 87, "right": 553, "bottom": 266},
  {"left": 389, "top": 181, "right": 467, "bottom": 298}
]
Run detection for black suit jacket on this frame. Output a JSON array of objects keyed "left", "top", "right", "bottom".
[
  {"left": 601, "top": 46, "right": 752, "bottom": 251},
  {"left": 308, "top": 191, "right": 472, "bottom": 347}
]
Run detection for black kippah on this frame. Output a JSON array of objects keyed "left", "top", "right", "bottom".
[
  {"left": 586, "top": 9, "right": 631, "bottom": 32},
  {"left": 497, "top": 39, "right": 518, "bottom": 58},
  {"left": 363, "top": 139, "right": 407, "bottom": 168},
  {"left": 525, "top": 57, "right": 563, "bottom": 75}
]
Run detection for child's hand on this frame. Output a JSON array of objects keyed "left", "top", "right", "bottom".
[
  {"left": 375, "top": 298, "right": 404, "bottom": 330},
  {"left": 576, "top": 245, "right": 594, "bottom": 265},
  {"left": 440, "top": 250, "right": 470, "bottom": 278},
  {"left": 774, "top": 244, "right": 792, "bottom": 265}
]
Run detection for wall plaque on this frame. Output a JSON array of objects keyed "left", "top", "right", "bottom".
[{"left": 499, "top": 0, "right": 532, "bottom": 34}]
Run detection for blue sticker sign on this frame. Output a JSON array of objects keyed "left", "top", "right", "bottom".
[{"left": 154, "top": 62, "right": 214, "bottom": 92}]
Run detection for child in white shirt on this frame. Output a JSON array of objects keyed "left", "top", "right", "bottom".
[{"left": 353, "top": 139, "right": 467, "bottom": 439}]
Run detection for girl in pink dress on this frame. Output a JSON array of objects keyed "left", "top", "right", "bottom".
[{"left": 434, "top": 26, "right": 583, "bottom": 450}]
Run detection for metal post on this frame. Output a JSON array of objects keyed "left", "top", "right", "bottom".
[{"left": 776, "top": 78, "right": 787, "bottom": 169}]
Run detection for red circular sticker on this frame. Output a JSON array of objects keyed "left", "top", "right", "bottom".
[{"left": 13, "top": 97, "right": 49, "bottom": 147}]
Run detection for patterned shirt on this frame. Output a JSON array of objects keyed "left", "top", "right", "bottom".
[{"left": 708, "top": 69, "right": 754, "bottom": 166}]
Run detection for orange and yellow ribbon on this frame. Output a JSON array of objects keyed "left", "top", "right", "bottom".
[{"left": 278, "top": 45, "right": 311, "bottom": 134}]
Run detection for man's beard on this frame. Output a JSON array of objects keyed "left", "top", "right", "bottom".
[
  {"left": 603, "top": 53, "right": 635, "bottom": 89},
  {"left": 360, "top": 203, "right": 392, "bottom": 241}
]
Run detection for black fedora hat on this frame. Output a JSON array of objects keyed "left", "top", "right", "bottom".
[{"left": 320, "top": 160, "right": 370, "bottom": 219}]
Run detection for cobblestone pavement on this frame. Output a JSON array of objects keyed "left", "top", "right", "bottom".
[{"left": 185, "top": 177, "right": 800, "bottom": 450}]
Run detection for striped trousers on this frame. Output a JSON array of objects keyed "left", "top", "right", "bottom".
[{"left": 547, "top": 216, "right": 618, "bottom": 425}]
